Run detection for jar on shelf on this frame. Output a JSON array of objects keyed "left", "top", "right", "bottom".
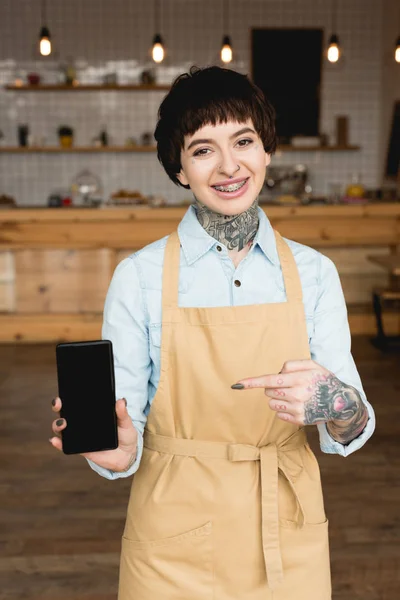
[
  {"left": 345, "top": 173, "right": 366, "bottom": 198},
  {"left": 57, "top": 125, "right": 74, "bottom": 148}
]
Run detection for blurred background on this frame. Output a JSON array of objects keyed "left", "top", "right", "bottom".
[
  {"left": 0, "top": 1, "right": 399, "bottom": 599},
  {"left": 0, "top": 0, "right": 399, "bottom": 206}
]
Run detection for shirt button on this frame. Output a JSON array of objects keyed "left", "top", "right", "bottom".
[
  {"left": 216, "top": 245, "right": 222, "bottom": 252},
  {"left": 234, "top": 279, "right": 241, "bottom": 287}
]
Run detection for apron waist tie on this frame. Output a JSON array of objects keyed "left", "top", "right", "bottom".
[{"left": 143, "top": 427, "right": 308, "bottom": 591}]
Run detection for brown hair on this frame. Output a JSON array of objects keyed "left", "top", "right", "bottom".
[{"left": 154, "top": 65, "right": 277, "bottom": 189}]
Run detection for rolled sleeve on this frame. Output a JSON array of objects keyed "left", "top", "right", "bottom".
[
  {"left": 86, "top": 429, "right": 144, "bottom": 480},
  {"left": 85, "top": 255, "right": 150, "bottom": 479},
  {"left": 311, "top": 253, "right": 376, "bottom": 457}
]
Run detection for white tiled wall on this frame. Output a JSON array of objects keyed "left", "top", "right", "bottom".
[{"left": 0, "top": 0, "right": 398, "bottom": 206}]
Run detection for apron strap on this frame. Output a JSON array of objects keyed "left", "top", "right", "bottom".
[
  {"left": 163, "top": 231, "right": 181, "bottom": 311},
  {"left": 143, "top": 427, "right": 308, "bottom": 591},
  {"left": 274, "top": 229, "right": 304, "bottom": 304}
]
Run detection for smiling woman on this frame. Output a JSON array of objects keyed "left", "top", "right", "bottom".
[{"left": 72, "top": 65, "right": 375, "bottom": 600}]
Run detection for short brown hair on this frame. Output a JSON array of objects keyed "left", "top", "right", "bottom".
[{"left": 154, "top": 65, "right": 277, "bottom": 189}]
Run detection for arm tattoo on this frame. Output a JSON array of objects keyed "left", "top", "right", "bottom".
[{"left": 304, "top": 374, "right": 369, "bottom": 445}]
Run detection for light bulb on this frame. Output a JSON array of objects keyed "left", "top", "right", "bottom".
[
  {"left": 327, "top": 34, "right": 340, "bottom": 63},
  {"left": 39, "top": 26, "right": 51, "bottom": 56},
  {"left": 152, "top": 43, "right": 164, "bottom": 63},
  {"left": 327, "top": 44, "right": 339, "bottom": 63},
  {"left": 221, "top": 45, "right": 232, "bottom": 63},
  {"left": 152, "top": 34, "right": 164, "bottom": 63},
  {"left": 395, "top": 37, "right": 400, "bottom": 63},
  {"left": 221, "top": 35, "right": 233, "bottom": 63},
  {"left": 40, "top": 37, "right": 51, "bottom": 56}
]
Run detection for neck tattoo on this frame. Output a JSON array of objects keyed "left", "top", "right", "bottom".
[{"left": 193, "top": 197, "right": 259, "bottom": 251}]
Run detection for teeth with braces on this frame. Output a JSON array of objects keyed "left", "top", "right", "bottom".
[{"left": 214, "top": 179, "right": 247, "bottom": 192}]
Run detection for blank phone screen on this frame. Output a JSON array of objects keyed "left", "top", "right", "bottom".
[{"left": 56, "top": 340, "right": 118, "bottom": 455}]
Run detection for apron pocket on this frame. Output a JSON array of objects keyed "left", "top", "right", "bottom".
[
  {"left": 118, "top": 521, "right": 213, "bottom": 600},
  {"left": 277, "top": 519, "right": 331, "bottom": 599},
  {"left": 278, "top": 444, "right": 328, "bottom": 525}
]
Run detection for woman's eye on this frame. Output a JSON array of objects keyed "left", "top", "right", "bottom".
[
  {"left": 192, "top": 138, "right": 253, "bottom": 157},
  {"left": 193, "top": 148, "right": 210, "bottom": 157},
  {"left": 237, "top": 138, "right": 253, "bottom": 147}
]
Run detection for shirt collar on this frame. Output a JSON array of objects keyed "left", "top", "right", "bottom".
[{"left": 177, "top": 203, "right": 279, "bottom": 267}]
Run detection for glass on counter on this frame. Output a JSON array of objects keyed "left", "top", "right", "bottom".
[
  {"left": 71, "top": 169, "right": 103, "bottom": 206},
  {"left": 327, "top": 182, "right": 344, "bottom": 204}
]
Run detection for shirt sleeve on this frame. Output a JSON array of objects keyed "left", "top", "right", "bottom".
[
  {"left": 310, "top": 252, "right": 376, "bottom": 457},
  {"left": 86, "top": 255, "right": 150, "bottom": 479}
]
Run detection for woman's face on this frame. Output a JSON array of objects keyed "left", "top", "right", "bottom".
[{"left": 177, "top": 118, "right": 271, "bottom": 215}]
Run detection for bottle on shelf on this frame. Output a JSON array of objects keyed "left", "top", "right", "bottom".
[
  {"left": 99, "top": 126, "right": 108, "bottom": 146},
  {"left": 345, "top": 173, "right": 366, "bottom": 198},
  {"left": 18, "top": 124, "right": 29, "bottom": 147}
]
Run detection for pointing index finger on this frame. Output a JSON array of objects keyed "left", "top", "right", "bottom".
[{"left": 231, "top": 374, "right": 285, "bottom": 389}]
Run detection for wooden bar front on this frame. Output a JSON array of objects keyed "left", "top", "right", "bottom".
[{"left": 0, "top": 203, "right": 399, "bottom": 342}]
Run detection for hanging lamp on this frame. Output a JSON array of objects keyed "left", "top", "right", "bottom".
[
  {"left": 221, "top": 0, "right": 233, "bottom": 63},
  {"left": 327, "top": 0, "right": 341, "bottom": 63},
  {"left": 395, "top": 8, "right": 400, "bottom": 63},
  {"left": 152, "top": 0, "right": 165, "bottom": 63},
  {"left": 39, "top": 0, "right": 52, "bottom": 56}
]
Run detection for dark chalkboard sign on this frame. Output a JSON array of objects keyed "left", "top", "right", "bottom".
[
  {"left": 251, "top": 28, "right": 323, "bottom": 140},
  {"left": 385, "top": 101, "right": 400, "bottom": 180}
]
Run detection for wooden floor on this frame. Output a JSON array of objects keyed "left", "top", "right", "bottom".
[{"left": 0, "top": 337, "right": 399, "bottom": 599}]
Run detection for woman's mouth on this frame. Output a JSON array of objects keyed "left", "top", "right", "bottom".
[{"left": 210, "top": 177, "right": 250, "bottom": 199}]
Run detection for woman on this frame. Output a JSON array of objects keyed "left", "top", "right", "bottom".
[{"left": 50, "top": 66, "right": 375, "bottom": 599}]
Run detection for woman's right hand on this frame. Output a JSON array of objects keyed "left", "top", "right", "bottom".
[{"left": 49, "top": 396, "right": 138, "bottom": 472}]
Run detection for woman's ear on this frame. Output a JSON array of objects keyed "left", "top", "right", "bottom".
[
  {"left": 177, "top": 169, "right": 189, "bottom": 187},
  {"left": 265, "top": 153, "right": 271, "bottom": 167}
]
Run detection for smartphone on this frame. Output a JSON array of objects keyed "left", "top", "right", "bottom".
[{"left": 55, "top": 340, "right": 118, "bottom": 455}]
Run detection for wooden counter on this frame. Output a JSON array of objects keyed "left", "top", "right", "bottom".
[{"left": 0, "top": 203, "right": 399, "bottom": 342}]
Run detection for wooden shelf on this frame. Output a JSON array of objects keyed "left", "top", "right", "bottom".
[
  {"left": 0, "top": 144, "right": 360, "bottom": 154},
  {"left": 4, "top": 83, "right": 170, "bottom": 91},
  {"left": 0, "top": 145, "right": 157, "bottom": 153}
]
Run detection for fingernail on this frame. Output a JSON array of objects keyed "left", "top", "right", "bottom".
[
  {"left": 56, "top": 419, "right": 64, "bottom": 426},
  {"left": 231, "top": 383, "right": 244, "bottom": 389},
  {"left": 51, "top": 398, "right": 56, "bottom": 406}
]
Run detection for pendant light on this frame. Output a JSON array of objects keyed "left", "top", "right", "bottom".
[
  {"left": 395, "top": 7, "right": 400, "bottom": 64},
  {"left": 395, "top": 35, "right": 400, "bottom": 63},
  {"left": 327, "top": 0, "right": 340, "bottom": 63},
  {"left": 39, "top": 0, "right": 52, "bottom": 56},
  {"left": 152, "top": 0, "right": 165, "bottom": 63},
  {"left": 221, "top": 0, "right": 233, "bottom": 63},
  {"left": 395, "top": 7, "right": 400, "bottom": 63}
]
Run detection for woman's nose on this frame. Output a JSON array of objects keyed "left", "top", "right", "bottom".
[{"left": 218, "top": 151, "right": 240, "bottom": 178}]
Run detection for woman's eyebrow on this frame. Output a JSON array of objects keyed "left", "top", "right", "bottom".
[{"left": 186, "top": 127, "right": 256, "bottom": 150}]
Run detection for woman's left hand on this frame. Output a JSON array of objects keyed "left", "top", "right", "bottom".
[{"left": 231, "top": 359, "right": 360, "bottom": 426}]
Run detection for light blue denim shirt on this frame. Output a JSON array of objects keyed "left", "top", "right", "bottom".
[{"left": 86, "top": 204, "right": 376, "bottom": 480}]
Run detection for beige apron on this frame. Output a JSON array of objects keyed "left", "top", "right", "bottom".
[{"left": 118, "top": 228, "right": 332, "bottom": 600}]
